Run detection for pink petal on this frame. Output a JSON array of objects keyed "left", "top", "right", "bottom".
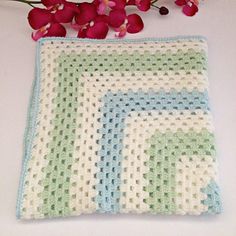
[
  {"left": 77, "top": 27, "right": 88, "bottom": 38},
  {"left": 94, "top": 14, "right": 109, "bottom": 23},
  {"left": 115, "top": 26, "right": 127, "bottom": 37},
  {"left": 71, "top": 21, "right": 82, "bottom": 31},
  {"left": 42, "top": 0, "right": 63, "bottom": 7},
  {"left": 175, "top": 0, "right": 187, "bottom": 6},
  {"left": 191, "top": 0, "right": 199, "bottom": 5},
  {"left": 136, "top": 0, "right": 151, "bottom": 11},
  {"left": 32, "top": 29, "right": 45, "bottom": 41},
  {"left": 108, "top": 1, "right": 116, "bottom": 8},
  {"left": 54, "top": 2, "right": 78, "bottom": 23},
  {"left": 118, "top": 31, "right": 126, "bottom": 37},
  {"left": 127, "top": 14, "right": 144, "bottom": 33},
  {"left": 92, "top": 0, "right": 100, "bottom": 6},
  {"left": 97, "top": 3, "right": 107, "bottom": 15},
  {"left": 126, "top": 0, "right": 135, "bottom": 5},
  {"left": 65, "top": 2, "right": 80, "bottom": 13},
  {"left": 28, "top": 8, "right": 53, "bottom": 30},
  {"left": 112, "top": 0, "right": 126, "bottom": 9},
  {"left": 45, "top": 22, "right": 66, "bottom": 37},
  {"left": 86, "top": 22, "right": 109, "bottom": 39},
  {"left": 108, "top": 9, "right": 126, "bottom": 28},
  {"left": 75, "top": 2, "right": 97, "bottom": 25},
  {"left": 182, "top": 2, "right": 198, "bottom": 16}
]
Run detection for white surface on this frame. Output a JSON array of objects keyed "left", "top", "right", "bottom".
[{"left": 0, "top": 0, "right": 236, "bottom": 235}]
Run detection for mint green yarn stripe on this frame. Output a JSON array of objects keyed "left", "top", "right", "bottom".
[
  {"left": 145, "top": 129, "right": 216, "bottom": 214},
  {"left": 59, "top": 49, "right": 207, "bottom": 72},
  {"left": 40, "top": 58, "right": 79, "bottom": 217}
]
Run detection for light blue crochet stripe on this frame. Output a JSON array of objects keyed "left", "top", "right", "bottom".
[
  {"left": 38, "top": 35, "right": 207, "bottom": 44},
  {"left": 96, "top": 89, "right": 210, "bottom": 213},
  {"left": 201, "top": 180, "right": 222, "bottom": 214},
  {"left": 16, "top": 41, "right": 42, "bottom": 218}
]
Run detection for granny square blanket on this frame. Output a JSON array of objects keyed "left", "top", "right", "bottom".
[{"left": 17, "top": 36, "right": 222, "bottom": 219}]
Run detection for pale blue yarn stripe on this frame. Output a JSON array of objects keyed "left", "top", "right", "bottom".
[
  {"left": 201, "top": 180, "right": 222, "bottom": 214},
  {"left": 96, "top": 89, "right": 210, "bottom": 213}
]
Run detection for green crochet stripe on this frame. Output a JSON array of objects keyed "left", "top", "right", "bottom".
[
  {"left": 40, "top": 59, "right": 79, "bottom": 217},
  {"left": 59, "top": 49, "right": 207, "bottom": 72},
  {"left": 39, "top": 49, "right": 207, "bottom": 217},
  {"left": 145, "top": 129, "right": 216, "bottom": 213}
]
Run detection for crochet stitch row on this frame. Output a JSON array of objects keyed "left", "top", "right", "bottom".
[{"left": 17, "top": 36, "right": 221, "bottom": 219}]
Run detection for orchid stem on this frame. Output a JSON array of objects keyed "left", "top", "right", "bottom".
[
  {"left": 151, "top": 0, "right": 161, "bottom": 9},
  {"left": 151, "top": 4, "right": 160, "bottom": 9},
  {"left": 23, "top": 0, "right": 41, "bottom": 3},
  {"left": 10, "top": 0, "right": 42, "bottom": 6},
  {"left": 151, "top": 0, "right": 158, "bottom": 4}
]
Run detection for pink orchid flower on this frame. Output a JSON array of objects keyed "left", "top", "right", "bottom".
[
  {"left": 93, "top": 0, "right": 126, "bottom": 15},
  {"left": 28, "top": 0, "right": 78, "bottom": 40},
  {"left": 175, "top": 0, "right": 199, "bottom": 16},
  {"left": 42, "top": 0, "right": 78, "bottom": 22},
  {"left": 127, "top": 0, "right": 151, "bottom": 12},
  {"left": 108, "top": 9, "right": 144, "bottom": 37},
  {"left": 73, "top": 2, "right": 109, "bottom": 39},
  {"left": 28, "top": 8, "right": 66, "bottom": 40}
]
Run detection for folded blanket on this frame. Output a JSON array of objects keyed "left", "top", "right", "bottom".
[{"left": 17, "top": 36, "right": 222, "bottom": 219}]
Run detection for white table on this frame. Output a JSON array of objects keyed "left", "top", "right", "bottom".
[{"left": 0, "top": 0, "right": 236, "bottom": 235}]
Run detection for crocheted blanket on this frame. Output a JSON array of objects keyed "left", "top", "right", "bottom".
[{"left": 17, "top": 36, "right": 221, "bottom": 219}]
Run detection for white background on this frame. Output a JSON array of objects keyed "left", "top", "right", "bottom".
[{"left": 0, "top": 0, "right": 236, "bottom": 235}]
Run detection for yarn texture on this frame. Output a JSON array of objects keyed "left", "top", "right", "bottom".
[{"left": 17, "top": 36, "right": 222, "bottom": 219}]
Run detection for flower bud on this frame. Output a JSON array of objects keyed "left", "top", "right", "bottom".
[{"left": 159, "top": 6, "right": 169, "bottom": 15}]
